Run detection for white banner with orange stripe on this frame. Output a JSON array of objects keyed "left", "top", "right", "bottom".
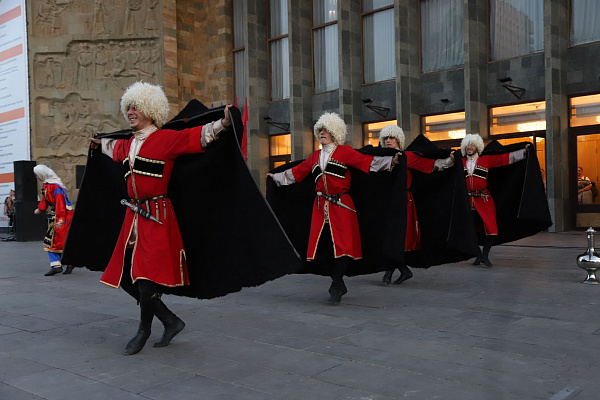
[{"left": 0, "top": 0, "right": 28, "bottom": 228}]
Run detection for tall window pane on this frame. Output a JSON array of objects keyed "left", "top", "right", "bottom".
[
  {"left": 269, "top": 0, "right": 289, "bottom": 100},
  {"left": 421, "top": 0, "right": 464, "bottom": 73},
  {"left": 363, "top": 0, "right": 393, "bottom": 10},
  {"left": 233, "top": 0, "right": 245, "bottom": 48},
  {"left": 233, "top": 0, "right": 245, "bottom": 102},
  {"left": 313, "top": 0, "right": 338, "bottom": 92},
  {"left": 363, "top": 7, "right": 395, "bottom": 83},
  {"left": 490, "top": 0, "right": 543, "bottom": 60},
  {"left": 571, "top": 0, "right": 600, "bottom": 46},
  {"left": 234, "top": 51, "right": 245, "bottom": 103},
  {"left": 270, "top": 38, "right": 289, "bottom": 100},
  {"left": 313, "top": 0, "right": 337, "bottom": 25}
]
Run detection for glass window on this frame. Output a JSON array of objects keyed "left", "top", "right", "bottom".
[
  {"left": 489, "top": 0, "right": 544, "bottom": 60},
  {"left": 577, "top": 134, "right": 600, "bottom": 204},
  {"left": 269, "top": 0, "right": 290, "bottom": 100},
  {"left": 233, "top": 0, "right": 246, "bottom": 103},
  {"left": 422, "top": 112, "right": 466, "bottom": 141},
  {"left": 363, "top": 120, "right": 397, "bottom": 147},
  {"left": 420, "top": 0, "right": 464, "bottom": 73},
  {"left": 362, "top": 0, "right": 395, "bottom": 84},
  {"left": 313, "top": 0, "right": 339, "bottom": 92},
  {"left": 570, "top": 94, "right": 600, "bottom": 127},
  {"left": 489, "top": 102, "right": 546, "bottom": 193},
  {"left": 572, "top": 96, "right": 600, "bottom": 207},
  {"left": 269, "top": 134, "right": 291, "bottom": 169},
  {"left": 571, "top": 0, "right": 600, "bottom": 46},
  {"left": 490, "top": 101, "right": 546, "bottom": 135},
  {"left": 497, "top": 136, "right": 546, "bottom": 190}
]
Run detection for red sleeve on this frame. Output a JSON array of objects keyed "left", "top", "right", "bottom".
[
  {"left": 160, "top": 126, "right": 205, "bottom": 159},
  {"left": 113, "top": 139, "right": 132, "bottom": 163},
  {"left": 481, "top": 153, "right": 510, "bottom": 169},
  {"left": 38, "top": 184, "right": 49, "bottom": 211},
  {"left": 406, "top": 152, "right": 436, "bottom": 174},
  {"left": 339, "top": 146, "right": 374, "bottom": 173},
  {"left": 291, "top": 152, "right": 317, "bottom": 183}
]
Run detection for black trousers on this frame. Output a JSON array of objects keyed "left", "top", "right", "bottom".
[
  {"left": 119, "top": 248, "right": 161, "bottom": 301},
  {"left": 315, "top": 223, "right": 349, "bottom": 282}
]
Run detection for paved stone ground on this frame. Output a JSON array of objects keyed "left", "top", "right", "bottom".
[{"left": 1, "top": 231, "right": 599, "bottom": 400}]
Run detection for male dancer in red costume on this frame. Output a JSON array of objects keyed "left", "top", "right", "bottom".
[
  {"left": 268, "top": 112, "right": 401, "bottom": 304},
  {"left": 379, "top": 125, "right": 454, "bottom": 285},
  {"left": 461, "top": 134, "right": 529, "bottom": 267},
  {"left": 90, "top": 82, "right": 231, "bottom": 355}
]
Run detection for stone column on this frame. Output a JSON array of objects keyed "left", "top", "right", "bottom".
[
  {"left": 395, "top": 0, "right": 421, "bottom": 142},
  {"left": 463, "top": 0, "right": 488, "bottom": 137},
  {"left": 246, "top": 0, "right": 270, "bottom": 188},
  {"left": 337, "top": 0, "right": 363, "bottom": 148},
  {"left": 544, "top": 0, "right": 570, "bottom": 231},
  {"left": 288, "top": 1, "right": 314, "bottom": 159}
]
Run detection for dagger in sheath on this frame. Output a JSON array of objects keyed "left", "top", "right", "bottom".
[
  {"left": 120, "top": 199, "right": 163, "bottom": 224},
  {"left": 316, "top": 191, "right": 356, "bottom": 213}
]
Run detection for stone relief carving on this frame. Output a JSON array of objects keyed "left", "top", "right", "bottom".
[
  {"left": 36, "top": 94, "right": 120, "bottom": 155},
  {"left": 124, "top": 0, "right": 142, "bottom": 36},
  {"left": 34, "top": 0, "right": 69, "bottom": 36},
  {"left": 145, "top": 0, "right": 159, "bottom": 36},
  {"left": 34, "top": 55, "right": 67, "bottom": 90},
  {"left": 34, "top": 40, "right": 162, "bottom": 91},
  {"left": 74, "top": 43, "right": 93, "bottom": 91},
  {"left": 30, "top": 0, "right": 165, "bottom": 201},
  {"left": 32, "top": 0, "right": 163, "bottom": 37},
  {"left": 92, "top": 0, "right": 108, "bottom": 34}
]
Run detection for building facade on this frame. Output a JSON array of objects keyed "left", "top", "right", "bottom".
[{"left": 25, "top": 0, "right": 600, "bottom": 232}]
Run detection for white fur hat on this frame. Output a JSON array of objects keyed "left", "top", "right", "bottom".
[
  {"left": 120, "top": 82, "right": 170, "bottom": 128},
  {"left": 313, "top": 112, "right": 347, "bottom": 145},
  {"left": 379, "top": 125, "right": 405, "bottom": 150},
  {"left": 460, "top": 133, "right": 484, "bottom": 156}
]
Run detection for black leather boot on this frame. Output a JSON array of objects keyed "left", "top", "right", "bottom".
[
  {"left": 153, "top": 299, "right": 185, "bottom": 348},
  {"left": 393, "top": 264, "right": 413, "bottom": 285},
  {"left": 63, "top": 265, "right": 75, "bottom": 275},
  {"left": 482, "top": 236, "right": 494, "bottom": 267},
  {"left": 472, "top": 247, "right": 482, "bottom": 265},
  {"left": 123, "top": 295, "right": 157, "bottom": 355},
  {"left": 328, "top": 280, "right": 347, "bottom": 304},
  {"left": 329, "top": 257, "right": 349, "bottom": 303},
  {"left": 382, "top": 270, "right": 393, "bottom": 286},
  {"left": 44, "top": 267, "right": 63, "bottom": 276}
]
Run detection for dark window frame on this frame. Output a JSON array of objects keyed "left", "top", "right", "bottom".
[
  {"left": 360, "top": 1, "right": 395, "bottom": 85},
  {"left": 267, "top": 0, "right": 290, "bottom": 102}
]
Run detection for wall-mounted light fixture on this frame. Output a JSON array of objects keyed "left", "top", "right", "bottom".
[
  {"left": 362, "top": 99, "right": 389, "bottom": 118},
  {"left": 263, "top": 116, "right": 290, "bottom": 132},
  {"left": 499, "top": 77, "right": 525, "bottom": 99}
]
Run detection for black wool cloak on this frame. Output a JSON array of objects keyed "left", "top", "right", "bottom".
[
  {"left": 266, "top": 147, "right": 408, "bottom": 277},
  {"left": 403, "top": 134, "right": 480, "bottom": 268},
  {"left": 62, "top": 101, "right": 301, "bottom": 299},
  {"left": 478, "top": 140, "right": 552, "bottom": 245}
]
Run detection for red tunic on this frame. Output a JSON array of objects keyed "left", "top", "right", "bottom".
[
  {"left": 290, "top": 145, "right": 374, "bottom": 260},
  {"left": 462, "top": 153, "right": 511, "bottom": 235},
  {"left": 100, "top": 126, "right": 204, "bottom": 288},
  {"left": 38, "top": 183, "right": 73, "bottom": 253},
  {"left": 405, "top": 152, "right": 437, "bottom": 251}
]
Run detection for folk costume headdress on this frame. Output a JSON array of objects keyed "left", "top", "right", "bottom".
[
  {"left": 34, "top": 164, "right": 67, "bottom": 189},
  {"left": 120, "top": 82, "right": 170, "bottom": 128},
  {"left": 379, "top": 125, "right": 405, "bottom": 150},
  {"left": 460, "top": 134, "right": 484, "bottom": 157},
  {"left": 313, "top": 112, "right": 347, "bottom": 145}
]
